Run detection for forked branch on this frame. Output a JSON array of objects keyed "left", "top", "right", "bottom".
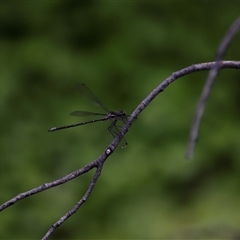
[{"left": 0, "top": 61, "right": 240, "bottom": 240}]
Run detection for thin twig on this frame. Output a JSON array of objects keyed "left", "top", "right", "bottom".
[
  {"left": 186, "top": 16, "right": 240, "bottom": 159},
  {"left": 0, "top": 157, "right": 100, "bottom": 211},
  {"left": 42, "top": 163, "right": 103, "bottom": 240},
  {"left": 125, "top": 61, "right": 240, "bottom": 130}
]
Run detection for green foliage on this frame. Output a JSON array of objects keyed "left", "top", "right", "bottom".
[{"left": 0, "top": 2, "right": 240, "bottom": 238}]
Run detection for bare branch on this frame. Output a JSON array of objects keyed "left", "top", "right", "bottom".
[
  {"left": 124, "top": 61, "right": 240, "bottom": 131},
  {"left": 1, "top": 61, "right": 239, "bottom": 239},
  {"left": 0, "top": 156, "right": 101, "bottom": 211},
  {"left": 186, "top": 16, "right": 240, "bottom": 159},
  {"left": 42, "top": 163, "right": 103, "bottom": 240}
]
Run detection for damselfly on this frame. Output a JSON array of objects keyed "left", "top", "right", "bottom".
[{"left": 48, "top": 83, "right": 128, "bottom": 147}]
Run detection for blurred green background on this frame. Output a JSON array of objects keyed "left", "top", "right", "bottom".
[{"left": 1, "top": 2, "right": 240, "bottom": 239}]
